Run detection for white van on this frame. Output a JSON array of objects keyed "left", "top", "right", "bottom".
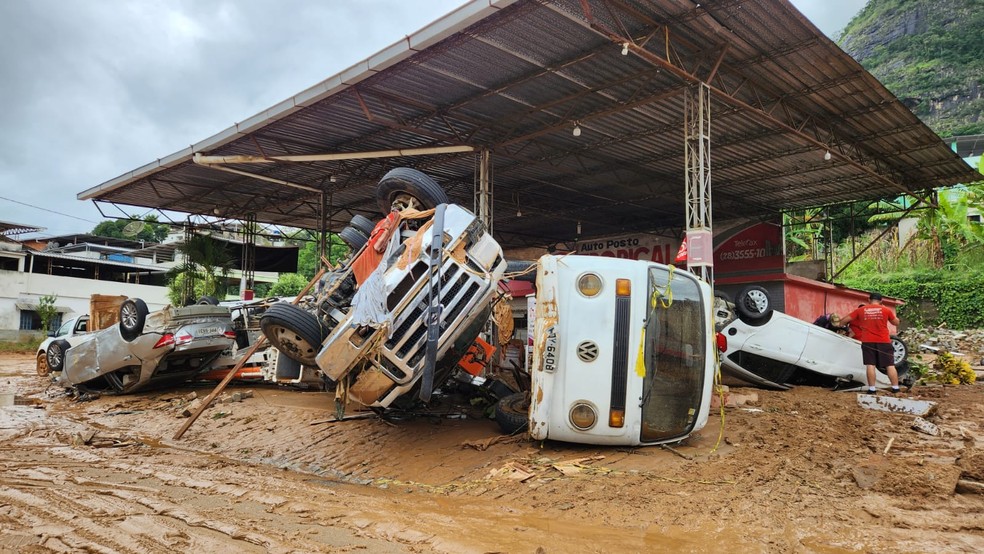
[{"left": 499, "top": 255, "right": 717, "bottom": 446}]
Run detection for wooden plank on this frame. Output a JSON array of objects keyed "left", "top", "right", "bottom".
[{"left": 89, "top": 294, "right": 126, "bottom": 331}]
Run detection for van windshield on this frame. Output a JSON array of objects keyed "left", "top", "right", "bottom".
[{"left": 640, "top": 268, "right": 706, "bottom": 443}]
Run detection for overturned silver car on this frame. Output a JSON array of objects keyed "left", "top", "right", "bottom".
[{"left": 48, "top": 298, "right": 236, "bottom": 393}]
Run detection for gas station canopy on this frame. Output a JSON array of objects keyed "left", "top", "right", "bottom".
[{"left": 78, "top": 0, "right": 978, "bottom": 248}]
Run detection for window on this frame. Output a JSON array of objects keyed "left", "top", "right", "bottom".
[{"left": 19, "top": 310, "right": 62, "bottom": 332}]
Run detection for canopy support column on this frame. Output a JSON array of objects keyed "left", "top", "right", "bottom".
[
  {"left": 684, "top": 83, "right": 713, "bottom": 285},
  {"left": 475, "top": 149, "right": 493, "bottom": 234}
]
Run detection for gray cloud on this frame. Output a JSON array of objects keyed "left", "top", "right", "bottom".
[{"left": 0, "top": 0, "right": 865, "bottom": 237}]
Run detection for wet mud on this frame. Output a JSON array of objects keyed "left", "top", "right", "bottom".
[{"left": 2, "top": 352, "right": 983, "bottom": 553}]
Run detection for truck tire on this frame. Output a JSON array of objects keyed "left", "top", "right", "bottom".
[
  {"left": 735, "top": 285, "right": 772, "bottom": 326},
  {"left": 46, "top": 339, "right": 71, "bottom": 372},
  {"left": 339, "top": 226, "right": 368, "bottom": 251},
  {"left": 495, "top": 392, "right": 530, "bottom": 435},
  {"left": 349, "top": 214, "right": 376, "bottom": 237},
  {"left": 260, "top": 303, "right": 325, "bottom": 366},
  {"left": 197, "top": 295, "right": 219, "bottom": 305},
  {"left": 376, "top": 167, "right": 449, "bottom": 215},
  {"left": 119, "top": 298, "right": 149, "bottom": 342}
]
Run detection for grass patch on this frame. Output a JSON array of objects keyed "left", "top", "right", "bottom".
[{"left": 0, "top": 338, "right": 43, "bottom": 354}]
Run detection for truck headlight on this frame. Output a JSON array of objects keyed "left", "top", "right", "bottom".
[
  {"left": 569, "top": 402, "right": 597, "bottom": 430},
  {"left": 577, "top": 273, "right": 603, "bottom": 297}
]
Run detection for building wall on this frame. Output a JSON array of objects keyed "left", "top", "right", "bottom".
[{"left": 0, "top": 269, "right": 169, "bottom": 332}]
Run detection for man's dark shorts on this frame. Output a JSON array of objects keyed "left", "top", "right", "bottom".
[{"left": 861, "top": 342, "right": 894, "bottom": 367}]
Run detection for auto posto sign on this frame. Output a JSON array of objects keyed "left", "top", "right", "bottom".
[{"left": 577, "top": 235, "right": 680, "bottom": 264}]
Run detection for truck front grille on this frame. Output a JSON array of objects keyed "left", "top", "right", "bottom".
[{"left": 383, "top": 259, "right": 488, "bottom": 376}]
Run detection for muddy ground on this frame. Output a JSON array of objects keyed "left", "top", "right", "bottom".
[{"left": 1, "top": 352, "right": 983, "bottom": 554}]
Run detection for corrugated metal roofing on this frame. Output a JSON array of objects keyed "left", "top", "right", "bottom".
[{"left": 78, "top": 0, "right": 978, "bottom": 248}]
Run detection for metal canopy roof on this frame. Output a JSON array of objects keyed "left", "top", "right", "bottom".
[{"left": 79, "top": 0, "right": 978, "bottom": 249}]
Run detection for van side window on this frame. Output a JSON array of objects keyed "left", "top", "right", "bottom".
[{"left": 77, "top": 320, "right": 87, "bottom": 333}]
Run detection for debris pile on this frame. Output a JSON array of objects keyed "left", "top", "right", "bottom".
[{"left": 901, "top": 327, "right": 984, "bottom": 361}]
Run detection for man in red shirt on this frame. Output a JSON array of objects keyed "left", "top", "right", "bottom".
[{"left": 840, "top": 293, "right": 901, "bottom": 394}]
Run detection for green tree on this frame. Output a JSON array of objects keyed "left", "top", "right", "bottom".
[
  {"left": 91, "top": 215, "right": 170, "bottom": 243},
  {"left": 167, "top": 234, "right": 234, "bottom": 306},
  {"left": 292, "top": 231, "right": 350, "bottom": 279},
  {"left": 36, "top": 294, "right": 59, "bottom": 335},
  {"left": 268, "top": 273, "right": 309, "bottom": 297}
]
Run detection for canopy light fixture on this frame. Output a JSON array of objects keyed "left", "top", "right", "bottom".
[
  {"left": 573, "top": 121, "right": 582, "bottom": 137},
  {"left": 621, "top": 42, "right": 630, "bottom": 56},
  {"left": 824, "top": 150, "right": 832, "bottom": 161}
]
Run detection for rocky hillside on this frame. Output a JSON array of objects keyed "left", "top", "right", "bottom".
[{"left": 839, "top": 0, "right": 984, "bottom": 137}]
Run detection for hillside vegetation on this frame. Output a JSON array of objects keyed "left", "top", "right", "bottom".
[{"left": 839, "top": 0, "right": 984, "bottom": 137}]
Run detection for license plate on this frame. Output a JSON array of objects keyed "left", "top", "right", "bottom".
[{"left": 196, "top": 326, "right": 223, "bottom": 337}]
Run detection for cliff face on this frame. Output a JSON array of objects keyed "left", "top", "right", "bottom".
[{"left": 839, "top": 0, "right": 983, "bottom": 137}]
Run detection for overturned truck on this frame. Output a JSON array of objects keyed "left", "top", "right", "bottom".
[{"left": 260, "top": 168, "right": 506, "bottom": 409}]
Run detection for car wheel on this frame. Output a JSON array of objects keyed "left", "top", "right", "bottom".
[
  {"left": 495, "top": 392, "right": 530, "bottom": 435},
  {"left": 735, "top": 285, "right": 773, "bottom": 325},
  {"left": 197, "top": 295, "right": 219, "bottom": 305},
  {"left": 46, "top": 339, "right": 71, "bottom": 372},
  {"left": 890, "top": 335, "right": 908, "bottom": 365},
  {"left": 259, "top": 303, "right": 325, "bottom": 366},
  {"left": 375, "top": 167, "right": 449, "bottom": 215},
  {"left": 119, "top": 298, "right": 149, "bottom": 342},
  {"left": 36, "top": 350, "right": 50, "bottom": 376},
  {"left": 349, "top": 214, "right": 377, "bottom": 237},
  {"left": 338, "top": 226, "right": 368, "bottom": 251}
]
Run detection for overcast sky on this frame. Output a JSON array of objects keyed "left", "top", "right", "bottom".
[{"left": 0, "top": 0, "right": 867, "bottom": 238}]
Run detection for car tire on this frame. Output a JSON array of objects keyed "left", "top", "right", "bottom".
[
  {"left": 713, "top": 290, "right": 732, "bottom": 303},
  {"left": 375, "top": 167, "right": 449, "bottom": 215},
  {"left": 338, "top": 226, "right": 369, "bottom": 251},
  {"left": 495, "top": 392, "right": 530, "bottom": 435},
  {"left": 890, "top": 335, "right": 908, "bottom": 365},
  {"left": 36, "top": 350, "right": 50, "bottom": 376},
  {"left": 259, "top": 303, "right": 325, "bottom": 366},
  {"left": 349, "top": 214, "right": 377, "bottom": 237},
  {"left": 46, "top": 339, "right": 71, "bottom": 372},
  {"left": 735, "top": 285, "right": 773, "bottom": 325},
  {"left": 119, "top": 298, "right": 149, "bottom": 342},
  {"left": 197, "top": 295, "right": 219, "bottom": 305}
]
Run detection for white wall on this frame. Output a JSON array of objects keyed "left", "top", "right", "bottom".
[{"left": 0, "top": 269, "right": 169, "bottom": 331}]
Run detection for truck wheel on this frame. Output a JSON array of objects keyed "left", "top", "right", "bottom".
[
  {"left": 36, "top": 350, "right": 50, "bottom": 376},
  {"left": 197, "top": 295, "right": 219, "bottom": 305},
  {"left": 495, "top": 392, "right": 530, "bottom": 435},
  {"left": 119, "top": 298, "right": 149, "bottom": 342},
  {"left": 46, "top": 339, "right": 71, "bottom": 372},
  {"left": 349, "top": 214, "right": 376, "bottom": 237},
  {"left": 339, "top": 226, "right": 368, "bottom": 251},
  {"left": 735, "top": 285, "right": 772, "bottom": 325},
  {"left": 376, "top": 167, "right": 449, "bottom": 215},
  {"left": 260, "top": 303, "right": 325, "bottom": 366}
]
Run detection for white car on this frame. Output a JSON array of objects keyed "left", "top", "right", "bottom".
[
  {"left": 36, "top": 315, "right": 91, "bottom": 376},
  {"left": 717, "top": 286, "right": 909, "bottom": 390}
]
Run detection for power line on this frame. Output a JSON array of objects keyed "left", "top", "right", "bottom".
[{"left": 0, "top": 195, "right": 98, "bottom": 224}]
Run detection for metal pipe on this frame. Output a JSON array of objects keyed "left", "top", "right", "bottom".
[{"left": 193, "top": 145, "right": 475, "bottom": 165}]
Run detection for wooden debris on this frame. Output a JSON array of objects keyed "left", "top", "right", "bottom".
[{"left": 883, "top": 437, "right": 895, "bottom": 455}]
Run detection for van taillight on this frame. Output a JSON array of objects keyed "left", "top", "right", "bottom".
[
  {"left": 154, "top": 333, "right": 175, "bottom": 349},
  {"left": 716, "top": 332, "right": 727, "bottom": 352}
]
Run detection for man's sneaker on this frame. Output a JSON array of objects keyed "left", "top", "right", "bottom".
[
  {"left": 866, "top": 387, "right": 877, "bottom": 394},
  {"left": 890, "top": 386, "right": 901, "bottom": 394}
]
